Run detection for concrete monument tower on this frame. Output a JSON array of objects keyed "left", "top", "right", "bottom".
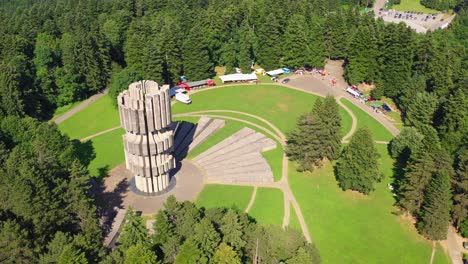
[{"left": 117, "top": 80, "right": 176, "bottom": 194}]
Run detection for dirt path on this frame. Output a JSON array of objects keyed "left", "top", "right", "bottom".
[
  {"left": 443, "top": 226, "right": 466, "bottom": 264},
  {"left": 245, "top": 186, "right": 258, "bottom": 213},
  {"left": 430, "top": 241, "right": 436, "bottom": 264},
  {"left": 80, "top": 126, "right": 120, "bottom": 142},
  {"left": 336, "top": 96, "right": 358, "bottom": 141},
  {"left": 54, "top": 89, "right": 108, "bottom": 124}
]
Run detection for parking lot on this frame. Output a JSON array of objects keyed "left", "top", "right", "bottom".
[{"left": 376, "top": 9, "right": 456, "bottom": 33}]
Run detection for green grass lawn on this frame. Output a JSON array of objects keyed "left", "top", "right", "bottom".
[
  {"left": 288, "top": 144, "right": 444, "bottom": 263},
  {"left": 58, "top": 95, "right": 119, "bottom": 140},
  {"left": 85, "top": 128, "right": 125, "bottom": 178},
  {"left": 195, "top": 184, "right": 254, "bottom": 211},
  {"left": 392, "top": 0, "right": 440, "bottom": 13},
  {"left": 434, "top": 244, "right": 451, "bottom": 264},
  {"left": 52, "top": 100, "right": 83, "bottom": 121},
  {"left": 248, "top": 187, "right": 284, "bottom": 226},
  {"left": 288, "top": 205, "right": 302, "bottom": 231},
  {"left": 341, "top": 98, "right": 394, "bottom": 141},
  {"left": 174, "top": 85, "right": 353, "bottom": 136}
]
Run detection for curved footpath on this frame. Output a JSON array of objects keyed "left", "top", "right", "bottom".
[{"left": 53, "top": 89, "right": 108, "bottom": 124}]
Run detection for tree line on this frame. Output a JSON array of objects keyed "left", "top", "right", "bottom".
[{"left": 104, "top": 196, "right": 320, "bottom": 264}]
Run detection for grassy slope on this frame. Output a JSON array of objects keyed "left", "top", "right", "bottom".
[
  {"left": 341, "top": 98, "right": 394, "bottom": 141},
  {"left": 289, "top": 144, "right": 439, "bottom": 263},
  {"left": 58, "top": 95, "right": 119, "bottom": 139},
  {"left": 173, "top": 85, "right": 352, "bottom": 135},
  {"left": 52, "top": 101, "right": 82, "bottom": 121},
  {"left": 195, "top": 184, "right": 253, "bottom": 211},
  {"left": 248, "top": 187, "right": 284, "bottom": 226},
  {"left": 86, "top": 128, "right": 125, "bottom": 178},
  {"left": 392, "top": 0, "right": 439, "bottom": 13}
]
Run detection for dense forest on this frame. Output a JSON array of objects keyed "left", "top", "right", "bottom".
[
  {"left": 0, "top": 0, "right": 467, "bottom": 262},
  {"left": 103, "top": 197, "right": 320, "bottom": 263}
]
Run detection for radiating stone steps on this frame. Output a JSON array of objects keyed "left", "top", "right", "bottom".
[
  {"left": 196, "top": 138, "right": 275, "bottom": 166},
  {"left": 202, "top": 153, "right": 264, "bottom": 170},
  {"left": 193, "top": 127, "right": 255, "bottom": 159},
  {"left": 171, "top": 117, "right": 225, "bottom": 160},
  {"left": 193, "top": 127, "right": 276, "bottom": 183},
  {"left": 194, "top": 132, "right": 271, "bottom": 164},
  {"left": 186, "top": 119, "right": 225, "bottom": 153}
]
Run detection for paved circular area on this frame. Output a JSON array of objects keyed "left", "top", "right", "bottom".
[{"left": 101, "top": 160, "right": 204, "bottom": 214}]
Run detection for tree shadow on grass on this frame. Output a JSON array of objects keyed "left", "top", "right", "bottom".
[
  {"left": 97, "top": 165, "right": 110, "bottom": 181},
  {"left": 73, "top": 139, "right": 96, "bottom": 167}
]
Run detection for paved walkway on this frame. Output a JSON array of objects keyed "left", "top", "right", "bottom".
[
  {"left": 101, "top": 160, "right": 205, "bottom": 215},
  {"left": 53, "top": 89, "right": 108, "bottom": 124}
]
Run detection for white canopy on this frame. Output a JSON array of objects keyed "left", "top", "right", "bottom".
[
  {"left": 219, "top": 73, "right": 257, "bottom": 83},
  {"left": 265, "top": 69, "right": 285, "bottom": 76},
  {"left": 346, "top": 87, "right": 360, "bottom": 97}
]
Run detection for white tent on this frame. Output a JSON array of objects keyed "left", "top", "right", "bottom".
[
  {"left": 265, "top": 69, "right": 285, "bottom": 76},
  {"left": 346, "top": 87, "right": 360, "bottom": 97},
  {"left": 219, "top": 73, "right": 257, "bottom": 83}
]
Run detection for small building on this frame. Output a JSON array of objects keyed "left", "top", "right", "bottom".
[
  {"left": 265, "top": 69, "right": 285, "bottom": 76},
  {"left": 219, "top": 73, "right": 258, "bottom": 83},
  {"left": 186, "top": 79, "right": 215, "bottom": 89}
]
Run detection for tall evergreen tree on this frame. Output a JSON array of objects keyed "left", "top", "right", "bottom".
[
  {"left": 418, "top": 170, "right": 452, "bottom": 240},
  {"left": 345, "top": 21, "right": 379, "bottom": 84},
  {"left": 118, "top": 207, "right": 149, "bottom": 249},
  {"left": 452, "top": 149, "right": 468, "bottom": 229},
  {"left": 335, "top": 127, "right": 381, "bottom": 194},
  {"left": 212, "top": 243, "right": 241, "bottom": 264},
  {"left": 256, "top": 13, "right": 282, "bottom": 70},
  {"left": 182, "top": 24, "right": 213, "bottom": 80},
  {"left": 237, "top": 21, "right": 255, "bottom": 73},
  {"left": 283, "top": 14, "right": 310, "bottom": 69},
  {"left": 219, "top": 210, "right": 245, "bottom": 252}
]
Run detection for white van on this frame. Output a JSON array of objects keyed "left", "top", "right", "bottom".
[{"left": 175, "top": 92, "right": 191, "bottom": 104}]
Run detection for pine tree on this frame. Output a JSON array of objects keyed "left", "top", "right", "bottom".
[
  {"left": 452, "top": 149, "right": 468, "bottom": 229},
  {"left": 379, "top": 23, "right": 414, "bottom": 98},
  {"left": 286, "top": 247, "right": 315, "bottom": 264},
  {"left": 256, "top": 13, "right": 282, "bottom": 70},
  {"left": 321, "top": 96, "right": 342, "bottom": 161},
  {"left": 323, "top": 12, "right": 348, "bottom": 59},
  {"left": 219, "top": 210, "right": 245, "bottom": 252},
  {"left": 438, "top": 88, "right": 468, "bottom": 154},
  {"left": 237, "top": 21, "right": 255, "bottom": 73},
  {"left": 404, "top": 92, "right": 438, "bottom": 129},
  {"left": 157, "top": 17, "right": 183, "bottom": 85},
  {"left": 212, "top": 243, "right": 241, "bottom": 264},
  {"left": 398, "top": 151, "right": 436, "bottom": 214},
  {"left": 118, "top": 207, "right": 149, "bottom": 249},
  {"left": 418, "top": 170, "right": 452, "bottom": 240},
  {"left": 174, "top": 238, "right": 203, "bottom": 264},
  {"left": 345, "top": 22, "right": 378, "bottom": 84},
  {"left": 308, "top": 20, "right": 326, "bottom": 68},
  {"left": 283, "top": 14, "right": 310, "bottom": 69},
  {"left": 287, "top": 97, "right": 342, "bottom": 171},
  {"left": 335, "top": 127, "right": 381, "bottom": 194},
  {"left": 192, "top": 218, "right": 221, "bottom": 257},
  {"left": 182, "top": 24, "right": 213, "bottom": 80},
  {"left": 389, "top": 127, "right": 424, "bottom": 162},
  {"left": 124, "top": 243, "right": 159, "bottom": 264},
  {"left": 152, "top": 210, "right": 174, "bottom": 245}
]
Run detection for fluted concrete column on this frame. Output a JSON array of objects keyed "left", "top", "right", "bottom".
[{"left": 117, "top": 80, "right": 175, "bottom": 193}]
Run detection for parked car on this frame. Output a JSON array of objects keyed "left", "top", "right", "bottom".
[
  {"left": 282, "top": 78, "right": 290, "bottom": 84},
  {"left": 175, "top": 92, "right": 192, "bottom": 104}
]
